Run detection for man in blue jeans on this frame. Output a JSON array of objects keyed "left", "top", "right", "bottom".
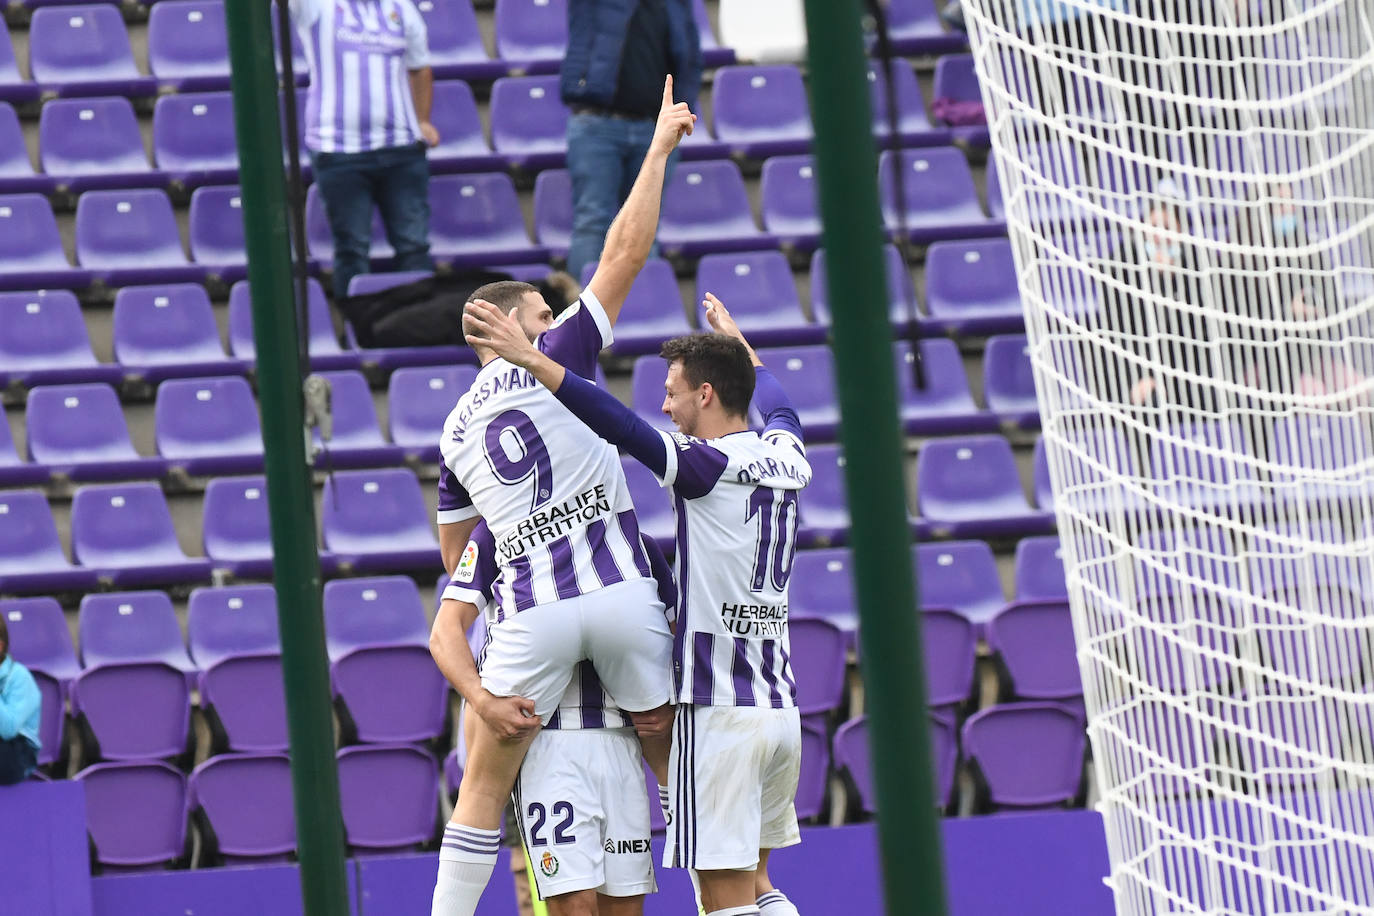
[
  {"left": 0, "top": 615, "right": 41, "bottom": 785},
  {"left": 562, "top": 0, "right": 702, "bottom": 281},
  {"left": 290, "top": 0, "right": 440, "bottom": 298}
]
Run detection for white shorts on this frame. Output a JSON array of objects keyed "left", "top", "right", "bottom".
[
  {"left": 664, "top": 705, "right": 802, "bottom": 871},
  {"left": 515, "top": 727, "right": 657, "bottom": 900},
  {"left": 480, "top": 578, "right": 673, "bottom": 724}
]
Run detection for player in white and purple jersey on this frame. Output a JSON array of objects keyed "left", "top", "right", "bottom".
[
  {"left": 429, "top": 78, "right": 695, "bottom": 916},
  {"left": 464, "top": 294, "right": 810, "bottom": 916},
  {"left": 431, "top": 520, "right": 677, "bottom": 916}
]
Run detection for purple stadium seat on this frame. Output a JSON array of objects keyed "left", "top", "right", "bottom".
[
  {"left": 201, "top": 476, "right": 275, "bottom": 579},
  {"left": 76, "top": 760, "right": 188, "bottom": 869},
  {"left": 71, "top": 661, "right": 192, "bottom": 761},
  {"left": 324, "top": 575, "right": 446, "bottom": 742},
  {"left": 0, "top": 23, "right": 40, "bottom": 106},
  {"left": 795, "top": 722, "right": 830, "bottom": 821},
  {"left": 493, "top": 0, "right": 567, "bottom": 74},
  {"left": 878, "top": 148, "right": 998, "bottom": 244},
  {"left": 1271, "top": 413, "right": 1370, "bottom": 506},
  {"left": 32, "top": 669, "right": 64, "bottom": 767},
  {"left": 789, "top": 548, "right": 857, "bottom": 637},
  {"left": 147, "top": 0, "right": 231, "bottom": 92},
  {"left": 310, "top": 371, "right": 406, "bottom": 468},
  {"left": 321, "top": 469, "right": 441, "bottom": 573},
  {"left": 187, "top": 584, "right": 280, "bottom": 670},
  {"left": 630, "top": 357, "right": 676, "bottom": 433},
  {"left": 753, "top": 345, "right": 840, "bottom": 439},
  {"left": 759, "top": 155, "right": 820, "bottom": 252},
  {"left": 337, "top": 743, "right": 439, "bottom": 851},
  {"left": 532, "top": 167, "right": 571, "bottom": 256},
  {"left": 789, "top": 617, "right": 847, "bottom": 719},
  {"left": 658, "top": 160, "right": 772, "bottom": 258},
  {"left": 114, "top": 285, "right": 243, "bottom": 383},
  {"left": 932, "top": 55, "right": 989, "bottom": 143},
  {"left": 893, "top": 340, "right": 991, "bottom": 436},
  {"left": 189, "top": 753, "right": 295, "bottom": 863},
  {"left": 0, "top": 417, "right": 46, "bottom": 487},
  {"left": 428, "top": 173, "right": 548, "bottom": 267},
  {"left": 198, "top": 657, "right": 289, "bottom": 752},
  {"left": 3, "top": 596, "right": 81, "bottom": 688},
  {"left": 983, "top": 334, "right": 1041, "bottom": 428},
  {"left": 985, "top": 155, "right": 1005, "bottom": 221},
  {"left": 28, "top": 6, "right": 156, "bottom": 98},
  {"left": 0, "top": 290, "right": 120, "bottom": 387},
  {"left": 345, "top": 271, "right": 433, "bottom": 297},
  {"left": 489, "top": 75, "right": 568, "bottom": 170},
  {"left": 690, "top": 0, "right": 732, "bottom": 67},
  {"left": 922, "top": 608, "right": 977, "bottom": 710},
  {"left": 1150, "top": 420, "right": 1261, "bottom": 511},
  {"left": 712, "top": 65, "right": 812, "bottom": 158},
  {"left": 834, "top": 714, "right": 958, "bottom": 812},
  {"left": 915, "top": 540, "right": 1005, "bottom": 631},
  {"left": 428, "top": 80, "right": 504, "bottom": 174},
  {"left": 26, "top": 383, "right": 169, "bottom": 481},
  {"left": 577, "top": 258, "right": 692, "bottom": 356},
  {"left": 0, "top": 195, "right": 92, "bottom": 291},
  {"left": 154, "top": 376, "right": 263, "bottom": 476},
  {"left": 71, "top": 482, "right": 213, "bottom": 588},
  {"left": 987, "top": 600, "right": 1082, "bottom": 702},
  {"left": 151, "top": 92, "right": 240, "bottom": 191},
  {"left": 883, "top": 0, "right": 968, "bottom": 55},
  {"left": 188, "top": 185, "right": 249, "bottom": 282},
  {"left": 304, "top": 181, "right": 395, "bottom": 269},
  {"left": 810, "top": 244, "right": 921, "bottom": 334},
  {"left": 797, "top": 444, "right": 851, "bottom": 547},
  {"left": 228, "top": 277, "right": 361, "bottom": 371},
  {"left": 0, "top": 490, "right": 100, "bottom": 594},
  {"left": 620, "top": 456, "right": 674, "bottom": 550},
  {"left": 415, "top": 0, "right": 504, "bottom": 81},
  {"left": 696, "top": 251, "right": 814, "bottom": 347},
  {"left": 917, "top": 435, "right": 1047, "bottom": 539},
  {"left": 1014, "top": 536, "right": 1067, "bottom": 600},
  {"left": 867, "top": 59, "right": 948, "bottom": 147},
  {"left": 75, "top": 189, "right": 207, "bottom": 287},
  {"left": 39, "top": 97, "right": 159, "bottom": 194},
  {"left": 78, "top": 590, "right": 195, "bottom": 674},
  {"left": 961, "top": 702, "right": 1084, "bottom": 810},
  {"left": 387, "top": 365, "right": 478, "bottom": 462},
  {"left": 0, "top": 103, "right": 56, "bottom": 195}
]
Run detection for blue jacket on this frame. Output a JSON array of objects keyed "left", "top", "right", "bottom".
[
  {"left": 561, "top": 0, "right": 702, "bottom": 110},
  {"left": 0, "top": 655, "right": 41, "bottom": 752}
]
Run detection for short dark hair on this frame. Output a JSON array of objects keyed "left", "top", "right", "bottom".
[
  {"left": 467, "top": 280, "right": 541, "bottom": 311},
  {"left": 659, "top": 333, "right": 755, "bottom": 418}
]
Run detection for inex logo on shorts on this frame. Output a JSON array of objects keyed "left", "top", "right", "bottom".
[{"left": 539, "top": 851, "right": 559, "bottom": 877}]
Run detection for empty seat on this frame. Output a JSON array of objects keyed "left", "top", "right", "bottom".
[
  {"left": 75, "top": 189, "right": 206, "bottom": 287},
  {"left": 696, "top": 251, "right": 814, "bottom": 347},
  {"left": 621, "top": 456, "right": 675, "bottom": 551},
  {"left": 712, "top": 65, "right": 812, "bottom": 158},
  {"left": 915, "top": 540, "right": 1005, "bottom": 630},
  {"left": 188, "top": 185, "right": 249, "bottom": 282},
  {"left": 752, "top": 345, "right": 839, "bottom": 439},
  {"left": 810, "top": 244, "right": 922, "bottom": 334},
  {"left": 147, "top": 0, "right": 231, "bottom": 92},
  {"left": 962, "top": 702, "right": 1084, "bottom": 810},
  {"left": 789, "top": 548, "right": 857, "bottom": 637},
  {"left": 759, "top": 154, "right": 820, "bottom": 252},
  {"left": 337, "top": 744, "right": 439, "bottom": 851},
  {"left": 0, "top": 103, "right": 56, "bottom": 195},
  {"left": 76, "top": 760, "right": 189, "bottom": 869},
  {"left": 894, "top": 340, "right": 990, "bottom": 436},
  {"left": 577, "top": 258, "right": 692, "bottom": 356},
  {"left": 0, "top": 289, "right": 120, "bottom": 387},
  {"left": 324, "top": 576, "right": 447, "bottom": 742},
  {"left": 304, "top": 182, "right": 395, "bottom": 268},
  {"left": 311, "top": 371, "right": 406, "bottom": 468},
  {"left": 72, "top": 661, "right": 192, "bottom": 761},
  {"left": 429, "top": 173, "right": 547, "bottom": 267},
  {"left": 387, "top": 365, "right": 479, "bottom": 462},
  {"left": 790, "top": 617, "right": 847, "bottom": 720},
  {"left": 78, "top": 590, "right": 196, "bottom": 674},
  {"left": 834, "top": 714, "right": 959, "bottom": 812},
  {"left": 416, "top": 0, "right": 504, "bottom": 81},
  {"left": 187, "top": 584, "right": 280, "bottom": 670},
  {"left": 932, "top": 54, "right": 988, "bottom": 144},
  {"left": 39, "top": 96, "right": 158, "bottom": 193},
  {"left": 0, "top": 23, "right": 40, "bottom": 106},
  {"left": 189, "top": 753, "right": 295, "bottom": 864},
  {"left": 883, "top": 0, "right": 968, "bottom": 55},
  {"left": 532, "top": 167, "right": 571, "bottom": 256},
  {"left": 28, "top": 6, "right": 155, "bottom": 98},
  {"left": 797, "top": 445, "right": 850, "bottom": 546},
  {"left": 658, "top": 160, "right": 772, "bottom": 258},
  {"left": 878, "top": 148, "right": 997, "bottom": 244},
  {"left": 227, "top": 277, "right": 361, "bottom": 371},
  {"left": 630, "top": 357, "right": 676, "bottom": 433},
  {"left": 0, "top": 490, "right": 100, "bottom": 594},
  {"left": 154, "top": 376, "right": 263, "bottom": 475},
  {"left": 494, "top": 0, "right": 567, "bottom": 72},
  {"left": 795, "top": 722, "right": 830, "bottom": 821},
  {"left": 152, "top": 92, "right": 240, "bottom": 190},
  {"left": 987, "top": 600, "right": 1082, "bottom": 702},
  {"left": 917, "top": 435, "right": 1046, "bottom": 538},
  {"left": 0, "top": 417, "right": 46, "bottom": 487},
  {"left": 321, "top": 469, "right": 440, "bottom": 573},
  {"left": 1014, "top": 535, "right": 1067, "bottom": 600},
  {"left": 983, "top": 334, "right": 1041, "bottom": 428},
  {"left": 188, "top": 585, "right": 288, "bottom": 753},
  {"left": 201, "top": 476, "right": 275, "bottom": 579},
  {"left": 71, "top": 482, "right": 213, "bottom": 587},
  {"left": 0, "top": 194, "right": 90, "bottom": 291},
  {"left": 428, "top": 80, "right": 503, "bottom": 174},
  {"left": 922, "top": 607, "right": 977, "bottom": 711},
  {"left": 2, "top": 596, "right": 81, "bottom": 687},
  {"left": 113, "top": 284, "right": 243, "bottom": 383},
  {"left": 490, "top": 75, "right": 568, "bottom": 170},
  {"left": 26, "top": 383, "right": 169, "bottom": 481},
  {"left": 867, "top": 59, "right": 947, "bottom": 147}
]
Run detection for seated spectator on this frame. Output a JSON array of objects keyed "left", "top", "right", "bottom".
[{"left": 0, "top": 614, "right": 40, "bottom": 785}]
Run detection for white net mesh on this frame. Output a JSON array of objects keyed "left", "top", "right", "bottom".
[{"left": 957, "top": 0, "right": 1374, "bottom": 912}]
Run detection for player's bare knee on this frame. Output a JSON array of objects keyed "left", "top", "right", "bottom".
[
  {"left": 545, "top": 888, "right": 599, "bottom": 916},
  {"left": 596, "top": 893, "right": 645, "bottom": 916}
]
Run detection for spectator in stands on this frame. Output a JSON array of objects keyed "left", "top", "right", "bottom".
[
  {"left": 0, "top": 615, "right": 41, "bottom": 785},
  {"left": 560, "top": 0, "right": 702, "bottom": 280},
  {"left": 288, "top": 0, "right": 439, "bottom": 299}
]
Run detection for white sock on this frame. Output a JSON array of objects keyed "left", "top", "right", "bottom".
[
  {"left": 707, "top": 907, "right": 760, "bottom": 916},
  {"left": 758, "top": 890, "right": 800, "bottom": 915},
  {"left": 658, "top": 783, "right": 672, "bottom": 827},
  {"left": 432, "top": 824, "right": 500, "bottom": 916}
]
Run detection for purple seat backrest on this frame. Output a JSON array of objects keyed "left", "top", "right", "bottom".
[
  {"left": 925, "top": 240, "right": 1019, "bottom": 319},
  {"left": 754, "top": 345, "right": 837, "bottom": 424},
  {"left": 200, "top": 475, "right": 271, "bottom": 559},
  {"left": 696, "top": 250, "right": 803, "bottom": 329},
  {"left": 934, "top": 54, "right": 981, "bottom": 103},
  {"left": 77, "top": 760, "right": 188, "bottom": 866},
  {"left": 228, "top": 277, "right": 341, "bottom": 358},
  {"left": 320, "top": 467, "right": 437, "bottom": 550},
  {"left": 795, "top": 722, "right": 830, "bottom": 820},
  {"left": 987, "top": 600, "right": 1081, "bottom": 700},
  {"left": 200, "top": 654, "right": 288, "bottom": 753},
  {"left": 914, "top": 540, "right": 1005, "bottom": 623},
  {"left": 337, "top": 744, "right": 439, "bottom": 849},
  {"left": 347, "top": 271, "right": 434, "bottom": 297},
  {"left": 918, "top": 434, "right": 1026, "bottom": 503},
  {"left": 789, "top": 617, "right": 847, "bottom": 716},
  {"left": 921, "top": 608, "right": 976, "bottom": 708},
  {"left": 189, "top": 185, "right": 246, "bottom": 260},
  {"left": 429, "top": 173, "right": 531, "bottom": 247},
  {"left": 494, "top": 0, "right": 567, "bottom": 62},
  {"left": 71, "top": 483, "right": 189, "bottom": 568},
  {"left": 532, "top": 168, "right": 571, "bottom": 246},
  {"left": 894, "top": 339, "right": 978, "bottom": 414},
  {"left": 147, "top": 0, "right": 230, "bottom": 78},
  {"left": 414, "top": 0, "right": 488, "bottom": 66},
  {"left": 661, "top": 160, "right": 757, "bottom": 236},
  {"left": 579, "top": 257, "right": 689, "bottom": 343},
  {"left": 27, "top": 383, "right": 137, "bottom": 463},
  {"left": 0, "top": 21, "right": 22, "bottom": 84},
  {"left": 78, "top": 590, "right": 189, "bottom": 669},
  {"left": 1014, "top": 535, "right": 1066, "bottom": 600},
  {"left": 332, "top": 645, "right": 448, "bottom": 742},
  {"left": 798, "top": 444, "right": 847, "bottom": 524},
  {"left": 29, "top": 6, "right": 139, "bottom": 83},
  {"left": 155, "top": 376, "right": 262, "bottom": 457},
  {"left": 789, "top": 548, "right": 856, "bottom": 626},
  {"left": 833, "top": 716, "right": 874, "bottom": 811},
  {"left": 489, "top": 75, "right": 568, "bottom": 152},
  {"left": 387, "top": 365, "right": 480, "bottom": 446},
  {"left": 152, "top": 93, "right": 238, "bottom": 170},
  {"left": 3, "top": 596, "right": 80, "bottom": 682},
  {"left": 75, "top": 189, "right": 187, "bottom": 268},
  {"left": 629, "top": 357, "right": 675, "bottom": 431},
  {"left": 0, "top": 104, "right": 32, "bottom": 178},
  {"left": 187, "top": 584, "right": 280, "bottom": 668},
  {"left": 0, "top": 290, "right": 96, "bottom": 370},
  {"left": 620, "top": 456, "right": 675, "bottom": 547},
  {"left": 0, "top": 491, "right": 69, "bottom": 572},
  {"left": 323, "top": 575, "right": 430, "bottom": 659},
  {"left": 39, "top": 97, "right": 147, "bottom": 176},
  {"left": 888, "top": 0, "right": 943, "bottom": 37},
  {"left": 72, "top": 661, "right": 191, "bottom": 760},
  {"left": 113, "top": 284, "right": 226, "bottom": 365},
  {"left": 961, "top": 703, "right": 1084, "bottom": 808},
  {"left": 877, "top": 147, "right": 983, "bottom": 223},
  {"left": 929, "top": 712, "right": 958, "bottom": 805},
  {"left": 759, "top": 154, "right": 818, "bottom": 231},
  {"left": 189, "top": 753, "right": 296, "bottom": 857},
  {"left": 867, "top": 59, "right": 932, "bottom": 134},
  {"left": 811, "top": 244, "right": 916, "bottom": 326},
  {"left": 983, "top": 334, "right": 1036, "bottom": 409},
  {"left": 712, "top": 65, "right": 812, "bottom": 141},
  {"left": 0, "top": 195, "right": 69, "bottom": 269},
  {"left": 32, "top": 670, "right": 63, "bottom": 765},
  {"left": 431, "top": 80, "right": 489, "bottom": 156}
]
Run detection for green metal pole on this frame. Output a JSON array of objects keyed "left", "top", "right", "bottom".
[
  {"left": 802, "top": 2, "right": 949, "bottom": 913},
  {"left": 223, "top": 3, "right": 351, "bottom": 913}
]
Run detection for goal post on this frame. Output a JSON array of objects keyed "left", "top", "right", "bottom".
[{"left": 959, "top": 0, "right": 1374, "bottom": 913}]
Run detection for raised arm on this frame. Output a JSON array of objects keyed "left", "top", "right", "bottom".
[{"left": 584, "top": 76, "right": 696, "bottom": 326}]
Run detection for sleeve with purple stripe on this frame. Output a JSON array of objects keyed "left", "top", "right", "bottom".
[
  {"left": 436, "top": 462, "right": 478, "bottom": 524},
  {"left": 538, "top": 289, "right": 613, "bottom": 382},
  {"left": 752, "top": 366, "right": 804, "bottom": 451}
]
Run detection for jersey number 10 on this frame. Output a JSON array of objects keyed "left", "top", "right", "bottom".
[{"left": 747, "top": 486, "right": 799, "bottom": 593}]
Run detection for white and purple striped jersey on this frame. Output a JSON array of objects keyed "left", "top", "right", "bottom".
[
  {"left": 289, "top": 0, "right": 429, "bottom": 153},
  {"left": 437, "top": 290, "right": 654, "bottom": 621},
  {"left": 445, "top": 520, "right": 677, "bottom": 731},
  {"left": 546, "top": 364, "right": 810, "bottom": 709}
]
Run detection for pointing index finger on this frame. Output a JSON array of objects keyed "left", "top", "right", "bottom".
[{"left": 662, "top": 74, "right": 674, "bottom": 107}]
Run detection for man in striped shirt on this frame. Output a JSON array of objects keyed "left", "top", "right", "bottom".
[{"left": 288, "top": 0, "right": 439, "bottom": 298}]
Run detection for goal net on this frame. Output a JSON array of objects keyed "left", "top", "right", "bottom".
[{"left": 957, "top": 0, "right": 1374, "bottom": 912}]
